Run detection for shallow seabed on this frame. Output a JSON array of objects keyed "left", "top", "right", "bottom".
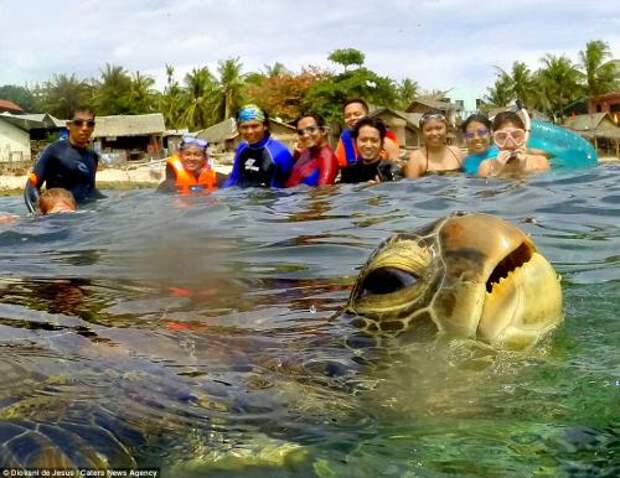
[{"left": 0, "top": 165, "right": 618, "bottom": 477}]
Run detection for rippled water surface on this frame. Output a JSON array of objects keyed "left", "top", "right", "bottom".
[{"left": 0, "top": 166, "right": 618, "bottom": 477}]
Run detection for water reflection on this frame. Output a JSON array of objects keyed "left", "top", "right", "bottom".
[{"left": 0, "top": 165, "right": 617, "bottom": 474}]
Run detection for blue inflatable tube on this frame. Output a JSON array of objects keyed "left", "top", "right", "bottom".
[{"left": 528, "top": 120, "right": 597, "bottom": 169}]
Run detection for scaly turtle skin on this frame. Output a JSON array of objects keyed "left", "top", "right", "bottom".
[{"left": 346, "top": 212, "right": 563, "bottom": 350}]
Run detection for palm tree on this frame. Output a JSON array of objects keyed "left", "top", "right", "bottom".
[
  {"left": 534, "top": 54, "right": 583, "bottom": 121},
  {"left": 213, "top": 57, "right": 247, "bottom": 121},
  {"left": 579, "top": 40, "right": 619, "bottom": 97},
  {"left": 182, "top": 67, "right": 217, "bottom": 130},
  {"left": 129, "top": 71, "right": 157, "bottom": 114},
  {"left": 160, "top": 64, "right": 187, "bottom": 129},
  {"left": 484, "top": 71, "right": 514, "bottom": 107},
  {"left": 397, "top": 78, "right": 419, "bottom": 109},
  {"left": 39, "top": 74, "right": 93, "bottom": 119},
  {"left": 94, "top": 64, "right": 133, "bottom": 115}
]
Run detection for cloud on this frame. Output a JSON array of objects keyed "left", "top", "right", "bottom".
[{"left": 0, "top": 0, "right": 618, "bottom": 109}]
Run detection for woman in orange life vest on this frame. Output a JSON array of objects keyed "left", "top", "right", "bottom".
[{"left": 157, "top": 135, "right": 217, "bottom": 194}]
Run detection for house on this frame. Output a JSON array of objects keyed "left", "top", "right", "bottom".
[
  {"left": 588, "top": 91, "right": 620, "bottom": 125},
  {"left": 197, "top": 117, "right": 297, "bottom": 152},
  {"left": 0, "top": 99, "right": 24, "bottom": 114},
  {"left": 406, "top": 97, "right": 463, "bottom": 126},
  {"left": 563, "top": 112, "right": 620, "bottom": 157},
  {"left": 91, "top": 113, "right": 166, "bottom": 161},
  {"left": 0, "top": 115, "right": 30, "bottom": 163},
  {"left": 368, "top": 107, "right": 423, "bottom": 148},
  {"left": 0, "top": 112, "right": 67, "bottom": 164}
]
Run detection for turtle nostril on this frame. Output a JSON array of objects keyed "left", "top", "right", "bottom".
[{"left": 359, "top": 267, "right": 418, "bottom": 297}]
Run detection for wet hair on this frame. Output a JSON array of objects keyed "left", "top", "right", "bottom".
[
  {"left": 294, "top": 112, "right": 326, "bottom": 128},
  {"left": 343, "top": 98, "right": 369, "bottom": 114},
  {"left": 351, "top": 116, "right": 387, "bottom": 141},
  {"left": 461, "top": 113, "right": 491, "bottom": 133},
  {"left": 69, "top": 106, "right": 95, "bottom": 120},
  {"left": 38, "top": 188, "right": 76, "bottom": 214},
  {"left": 492, "top": 111, "right": 525, "bottom": 130}
]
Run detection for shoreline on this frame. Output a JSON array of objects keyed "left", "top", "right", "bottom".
[{"left": 0, "top": 163, "right": 233, "bottom": 196}]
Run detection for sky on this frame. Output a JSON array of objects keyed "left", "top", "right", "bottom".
[{"left": 0, "top": 0, "right": 619, "bottom": 110}]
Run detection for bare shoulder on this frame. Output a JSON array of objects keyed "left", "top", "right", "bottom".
[
  {"left": 403, "top": 149, "right": 426, "bottom": 178},
  {"left": 528, "top": 154, "right": 550, "bottom": 171}
]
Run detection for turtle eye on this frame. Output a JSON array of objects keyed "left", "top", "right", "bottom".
[{"left": 359, "top": 267, "right": 418, "bottom": 296}]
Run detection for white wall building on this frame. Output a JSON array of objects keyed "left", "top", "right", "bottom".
[{"left": 0, "top": 117, "right": 30, "bottom": 163}]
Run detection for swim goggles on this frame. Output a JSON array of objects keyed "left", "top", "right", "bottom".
[
  {"left": 493, "top": 128, "right": 526, "bottom": 147},
  {"left": 464, "top": 128, "right": 490, "bottom": 140},
  {"left": 180, "top": 135, "right": 208, "bottom": 151},
  {"left": 419, "top": 112, "right": 447, "bottom": 127},
  {"left": 296, "top": 126, "right": 320, "bottom": 136}
]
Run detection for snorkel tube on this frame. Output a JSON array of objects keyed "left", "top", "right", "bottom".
[{"left": 514, "top": 101, "right": 598, "bottom": 169}]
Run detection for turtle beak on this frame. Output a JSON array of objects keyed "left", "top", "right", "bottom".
[{"left": 433, "top": 214, "right": 562, "bottom": 349}]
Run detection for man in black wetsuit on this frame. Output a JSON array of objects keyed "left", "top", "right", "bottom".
[
  {"left": 24, "top": 107, "right": 102, "bottom": 212},
  {"left": 339, "top": 117, "right": 397, "bottom": 184}
]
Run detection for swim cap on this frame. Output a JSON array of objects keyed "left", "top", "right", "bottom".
[{"left": 237, "top": 104, "right": 266, "bottom": 124}]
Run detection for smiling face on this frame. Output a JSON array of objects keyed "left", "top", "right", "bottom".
[
  {"left": 343, "top": 102, "right": 367, "bottom": 129},
  {"left": 238, "top": 120, "right": 268, "bottom": 144},
  {"left": 296, "top": 116, "right": 325, "bottom": 149},
  {"left": 464, "top": 120, "right": 491, "bottom": 155},
  {"left": 346, "top": 213, "right": 563, "bottom": 350},
  {"left": 421, "top": 118, "right": 447, "bottom": 148},
  {"left": 180, "top": 145, "right": 207, "bottom": 173},
  {"left": 355, "top": 125, "right": 383, "bottom": 163}
]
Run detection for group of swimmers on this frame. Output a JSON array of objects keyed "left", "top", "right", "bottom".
[{"left": 20, "top": 99, "right": 552, "bottom": 214}]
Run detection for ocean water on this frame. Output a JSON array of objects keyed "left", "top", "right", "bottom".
[{"left": 0, "top": 165, "right": 618, "bottom": 477}]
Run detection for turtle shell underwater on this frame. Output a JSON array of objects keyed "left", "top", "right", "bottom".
[{"left": 346, "top": 212, "right": 563, "bottom": 350}]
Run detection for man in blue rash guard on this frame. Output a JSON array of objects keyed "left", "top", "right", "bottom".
[
  {"left": 24, "top": 107, "right": 103, "bottom": 212},
  {"left": 223, "top": 104, "right": 294, "bottom": 188}
]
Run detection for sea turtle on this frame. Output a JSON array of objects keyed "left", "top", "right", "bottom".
[{"left": 346, "top": 212, "right": 563, "bottom": 350}]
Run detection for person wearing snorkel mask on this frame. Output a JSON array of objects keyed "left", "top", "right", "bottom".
[
  {"left": 403, "top": 111, "right": 464, "bottom": 178},
  {"left": 157, "top": 135, "right": 217, "bottom": 194},
  {"left": 223, "top": 104, "right": 294, "bottom": 188},
  {"left": 478, "top": 112, "right": 549, "bottom": 177}
]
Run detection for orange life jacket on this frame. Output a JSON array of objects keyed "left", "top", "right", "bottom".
[{"left": 167, "top": 156, "right": 216, "bottom": 195}]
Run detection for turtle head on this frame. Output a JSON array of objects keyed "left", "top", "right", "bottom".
[{"left": 347, "top": 213, "right": 563, "bottom": 349}]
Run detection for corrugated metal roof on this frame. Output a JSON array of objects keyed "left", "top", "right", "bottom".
[
  {"left": 92, "top": 113, "right": 166, "bottom": 138},
  {"left": 0, "top": 112, "right": 65, "bottom": 130}
]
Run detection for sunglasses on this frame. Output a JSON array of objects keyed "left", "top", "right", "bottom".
[
  {"left": 464, "top": 128, "right": 490, "bottom": 140},
  {"left": 493, "top": 128, "right": 526, "bottom": 147},
  {"left": 71, "top": 119, "right": 96, "bottom": 128},
  {"left": 296, "top": 126, "right": 320, "bottom": 136}
]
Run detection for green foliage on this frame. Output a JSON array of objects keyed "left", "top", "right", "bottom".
[
  {"left": 328, "top": 48, "right": 365, "bottom": 72},
  {"left": 93, "top": 64, "right": 134, "bottom": 115},
  {"left": 182, "top": 67, "right": 217, "bottom": 130},
  {"left": 484, "top": 71, "right": 514, "bottom": 107},
  {"left": 579, "top": 40, "right": 618, "bottom": 97},
  {"left": 534, "top": 54, "right": 584, "bottom": 121},
  {"left": 37, "top": 73, "right": 94, "bottom": 119},
  {"left": 396, "top": 79, "right": 419, "bottom": 110},
  {"left": 307, "top": 67, "right": 398, "bottom": 124},
  {"left": 0, "top": 85, "right": 39, "bottom": 112}
]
